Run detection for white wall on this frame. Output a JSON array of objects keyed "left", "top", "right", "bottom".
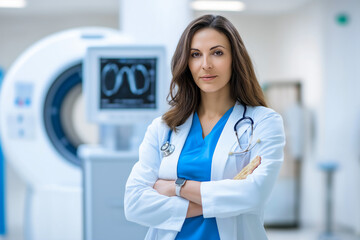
[
  {"left": 272, "top": 1, "right": 325, "bottom": 229},
  {"left": 321, "top": 0, "right": 360, "bottom": 233},
  {"left": 0, "top": 13, "right": 118, "bottom": 70}
]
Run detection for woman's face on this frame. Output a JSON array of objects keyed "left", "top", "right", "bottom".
[{"left": 188, "top": 27, "right": 232, "bottom": 96}]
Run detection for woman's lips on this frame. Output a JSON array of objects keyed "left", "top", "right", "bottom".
[{"left": 200, "top": 75, "right": 217, "bottom": 81}]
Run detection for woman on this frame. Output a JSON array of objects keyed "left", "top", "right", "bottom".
[{"left": 124, "top": 15, "right": 285, "bottom": 240}]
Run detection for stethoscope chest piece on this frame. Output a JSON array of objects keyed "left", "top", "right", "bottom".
[{"left": 161, "top": 141, "right": 175, "bottom": 157}]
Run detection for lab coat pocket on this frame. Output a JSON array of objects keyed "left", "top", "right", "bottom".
[
  {"left": 224, "top": 149, "right": 250, "bottom": 179},
  {"left": 234, "top": 153, "right": 250, "bottom": 173},
  {"left": 223, "top": 124, "right": 251, "bottom": 179},
  {"left": 231, "top": 129, "right": 252, "bottom": 173},
  {"left": 224, "top": 154, "right": 239, "bottom": 179}
]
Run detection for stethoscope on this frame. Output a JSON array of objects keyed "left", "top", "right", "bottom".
[
  {"left": 160, "top": 104, "right": 261, "bottom": 157},
  {"left": 160, "top": 130, "right": 175, "bottom": 157}
]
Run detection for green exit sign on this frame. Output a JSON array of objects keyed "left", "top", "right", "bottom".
[{"left": 336, "top": 13, "right": 350, "bottom": 26}]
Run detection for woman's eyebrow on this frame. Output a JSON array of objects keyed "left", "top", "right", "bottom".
[
  {"left": 190, "top": 45, "right": 226, "bottom": 51},
  {"left": 210, "top": 45, "right": 225, "bottom": 50}
]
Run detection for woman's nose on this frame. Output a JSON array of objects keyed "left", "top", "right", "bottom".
[{"left": 202, "top": 56, "right": 213, "bottom": 70}]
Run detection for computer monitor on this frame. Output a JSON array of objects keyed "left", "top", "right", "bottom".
[{"left": 84, "top": 45, "right": 167, "bottom": 124}]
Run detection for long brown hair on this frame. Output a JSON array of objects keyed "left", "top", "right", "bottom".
[{"left": 162, "top": 14, "right": 267, "bottom": 131}]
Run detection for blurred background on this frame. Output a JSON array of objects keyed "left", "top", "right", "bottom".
[{"left": 0, "top": 0, "right": 359, "bottom": 239}]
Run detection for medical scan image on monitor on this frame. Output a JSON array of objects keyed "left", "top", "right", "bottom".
[
  {"left": 84, "top": 45, "right": 166, "bottom": 124},
  {"left": 100, "top": 57, "right": 157, "bottom": 109}
]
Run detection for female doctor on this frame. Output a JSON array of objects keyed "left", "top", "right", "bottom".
[{"left": 124, "top": 15, "right": 285, "bottom": 240}]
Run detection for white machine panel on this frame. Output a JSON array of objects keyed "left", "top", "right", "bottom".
[{"left": 79, "top": 146, "right": 148, "bottom": 240}]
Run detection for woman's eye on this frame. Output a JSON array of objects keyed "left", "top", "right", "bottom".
[
  {"left": 214, "top": 50, "right": 223, "bottom": 56},
  {"left": 191, "top": 52, "right": 200, "bottom": 58}
]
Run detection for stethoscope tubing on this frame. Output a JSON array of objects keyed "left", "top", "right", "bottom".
[{"left": 160, "top": 104, "right": 259, "bottom": 157}]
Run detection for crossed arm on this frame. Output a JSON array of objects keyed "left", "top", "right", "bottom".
[{"left": 153, "top": 156, "right": 261, "bottom": 218}]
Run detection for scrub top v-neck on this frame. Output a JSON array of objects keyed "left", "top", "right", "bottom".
[{"left": 175, "top": 107, "right": 233, "bottom": 240}]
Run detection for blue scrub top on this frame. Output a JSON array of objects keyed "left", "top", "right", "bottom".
[{"left": 175, "top": 107, "right": 233, "bottom": 240}]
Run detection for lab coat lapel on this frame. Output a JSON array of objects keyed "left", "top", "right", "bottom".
[
  {"left": 161, "top": 114, "right": 193, "bottom": 179},
  {"left": 211, "top": 103, "right": 248, "bottom": 180}
]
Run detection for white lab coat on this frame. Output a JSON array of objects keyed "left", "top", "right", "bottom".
[{"left": 124, "top": 102, "right": 285, "bottom": 240}]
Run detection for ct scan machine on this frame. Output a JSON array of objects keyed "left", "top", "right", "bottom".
[{"left": 0, "top": 27, "right": 132, "bottom": 240}]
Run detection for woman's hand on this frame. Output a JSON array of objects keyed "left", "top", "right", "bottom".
[{"left": 153, "top": 179, "right": 176, "bottom": 197}]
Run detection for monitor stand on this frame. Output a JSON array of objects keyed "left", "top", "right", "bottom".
[{"left": 99, "top": 124, "right": 134, "bottom": 151}]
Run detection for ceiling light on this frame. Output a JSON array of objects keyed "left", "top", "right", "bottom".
[
  {"left": 0, "top": 0, "right": 26, "bottom": 8},
  {"left": 191, "top": 1, "right": 245, "bottom": 12}
]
